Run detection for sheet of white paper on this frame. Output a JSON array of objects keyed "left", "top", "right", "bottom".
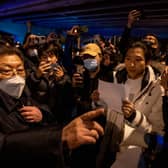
[{"left": 98, "top": 79, "right": 126, "bottom": 112}]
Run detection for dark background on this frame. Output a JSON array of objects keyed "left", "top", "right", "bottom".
[{"left": 0, "top": 0, "right": 168, "bottom": 42}]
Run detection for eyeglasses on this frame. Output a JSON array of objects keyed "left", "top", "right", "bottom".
[{"left": 0, "top": 67, "right": 25, "bottom": 78}]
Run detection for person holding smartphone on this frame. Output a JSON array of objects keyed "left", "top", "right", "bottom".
[{"left": 26, "top": 42, "right": 72, "bottom": 124}]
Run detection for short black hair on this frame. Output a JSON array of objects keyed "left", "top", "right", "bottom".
[
  {"left": 125, "top": 41, "right": 152, "bottom": 62},
  {"left": 38, "top": 42, "right": 63, "bottom": 60},
  {"left": 0, "top": 45, "right": 24, "bottom": 61}
]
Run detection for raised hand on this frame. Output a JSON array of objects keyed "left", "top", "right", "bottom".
[{"left": 127, "top": 9, "right": 142, "bottom": 28}]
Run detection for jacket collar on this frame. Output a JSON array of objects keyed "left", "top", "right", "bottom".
[
  {"left": 0, "top": 89, "right": 19, "bottom": 114},
  {"left": 116, "top": 65, "right": 156, "bottom": 91},
  {"left": 0, "top": 86, "right": 31, "bottom": 114}
]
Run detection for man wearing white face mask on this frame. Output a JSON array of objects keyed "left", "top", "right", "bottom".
[
  {"left": 0, "top": 45, "right": 55, "bottom": 125},
  {"left": 0, "top": 45, "right": 105, "bottom": 168},
  {"left": 0, "top": 74, "right": 25, "bottom": 99}
]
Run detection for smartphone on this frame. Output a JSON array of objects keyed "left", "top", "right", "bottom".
[
  {"left": 73, "top": 28, "right": 79, "bottom": 33},
  {"left": 50, "top": 63, "right": 59, "bottom": 71}
]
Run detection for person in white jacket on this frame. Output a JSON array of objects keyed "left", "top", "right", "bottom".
[{"left": 96, "top": 41, "right": 165, "bottom": 168}]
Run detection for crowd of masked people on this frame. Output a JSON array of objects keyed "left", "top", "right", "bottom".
[{"left": 0, "top": 9, "right": 168, "bottom": 168}]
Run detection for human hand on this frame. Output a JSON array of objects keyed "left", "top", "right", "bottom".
[
  {"left": 127, "top": 9, "right": 141, "bottom": 28},
  {"left": 122, "top": 99, "right": 136, "bottom": 118},
  {"left": 36, "top": 61, "right": 52, "bottom": 78},
  {"left": 62, "top": 108, "right": 104, "bottom": 150},
  {"left": 53, "top": 65, "right": 64, "bottom": 80},
  {"left": 91, "top": 90, "right": 100, "bottom": 102},
  {"left": 19, "top": 106, "right": 43, "bottom": 123},
  {"left": 72, "top": 72, "right": 84, "bottom": 87}
]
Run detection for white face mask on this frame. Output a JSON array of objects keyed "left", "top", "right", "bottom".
[
  {"left": 83, "top": 58, "right": 98, "bottom": 72},
  {"left": 0, "top": 75, "right": 25, "bottom": 99}
]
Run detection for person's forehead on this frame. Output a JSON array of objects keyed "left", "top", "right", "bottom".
[
  {"left": 0, "top": 54, "right": 23, "bottom": 65},
  {"left": 126, "top": 48, "right": 144, "bottom": 56},
  {"left": 81, "top": 54, "right": 95, "bottom": 59}
]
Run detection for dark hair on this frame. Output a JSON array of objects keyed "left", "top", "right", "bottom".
[
  {"left": 125, "top": 41, "right": 152, "bottom": 62},
  {"left": 38, "top": 42, "right": 63, "bottom": 60},
  {"left": 143, "top": 33, "right": 158, "bottom": 41},
  {"left": 0, "top": 45, "right": 24, "bottom": 61}
]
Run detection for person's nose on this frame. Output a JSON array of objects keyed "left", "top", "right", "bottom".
[
  {"left": 12, "top": 69, "right": 18, "bottom": 75},
  {"left": 47, "top": 57, "right": 52, "bottom": 61},
  {"left": 130, "top": 61, "right": 135, "bottom": 67}
]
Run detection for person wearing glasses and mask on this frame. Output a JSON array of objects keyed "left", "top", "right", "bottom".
[{"left": 0, "top": 45, "right": 105, "bottom": 168}]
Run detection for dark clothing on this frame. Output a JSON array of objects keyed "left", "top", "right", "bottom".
[
  {"left": 0, "top": 126, "right": 65, "bottom": 168},
  {"left": 163, "top": 95, "right": 168, "bottom": 134},
  {"left": 27, "top": 69, "right": 72, "bottom": 124},
  {"left": 72, "top": 71, "right": 99, "bottom": 117},
  {"left": 71, "top": 116, "right": 107, "bottom": 168},
  {"left": 71, "top": 110, "right": 124, "bottom": 168},
  {"left": 151, "top": 95, "right": 168, "bottom": 168},
  {"left": 0, "top": 88, "right": 67, "bottom": 168},
  {"left": 0, "top": 86, "right": 54, "bottom": 129},
  {"left": 118, "top": 26, "right": 135, "bottom": 62},
  {"left": 63, "top": 35, "right": 78, "bottom": 76}
]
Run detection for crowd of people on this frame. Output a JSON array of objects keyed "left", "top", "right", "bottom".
[{"left": 0, "top": 9, "right": 168, "bottom": 168}]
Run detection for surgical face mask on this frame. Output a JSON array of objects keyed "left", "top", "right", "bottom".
[
  {"left": 83, "top": 58, "right": 98, "bottom": 72},
  {"left": 0, "top": 75, "right": 25, "bottom": 99}
]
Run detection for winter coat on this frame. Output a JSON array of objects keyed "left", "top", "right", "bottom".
[
  {"left": 0, "top": 87, "right": 68, "bottom": 168},
  {"left": 105, "top": 65, "right": 164, "bottom": 168}
]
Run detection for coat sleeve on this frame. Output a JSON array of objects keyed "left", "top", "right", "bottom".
[
  {"left": 132, "top": 85, "right": 164, "bottom": 135},
  {"left": 122, "top": 84, "right": 165, "bottom": 147},
  {"left": 0, "top": 125, "right": 66, "bottom": 166}
]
